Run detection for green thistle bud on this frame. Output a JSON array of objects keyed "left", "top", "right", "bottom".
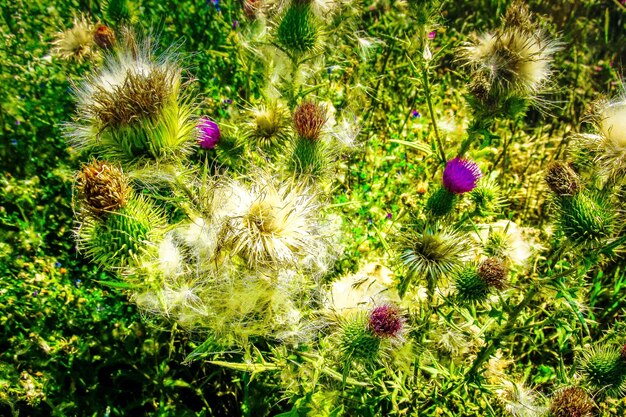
[
  {"left": 277, "top": 3, "right": 318, "bottom": 54},
  {"left": 578, "top": 344, "right": 626, "bottom": 398},
  {"left": 546, "top": 161, "right": 581, "bottom": 196},
  {"left": 557, "top": 192, "right": 614, "bottom": 246},
  {"left": 469, "top": 177, "right": 506, "bottom": 216},
  {"left": 290, "top": 135, "right": 327, "bottom": 177},
  {"left": 454, "top": 265, "right": 490, "bottom": 303},
  {"left": 339, "top": 313, "right": 381, "bottom": 363},
  {"left": 76, "top": 160, "right": 129, "bottom": 217},
  {"left": 549, "top": 386, "right": 594, "bottom": 417},
  {"left": 426, "top": 186, "right": 457, "bottom": 217},
  {"left": 477, "top": 257, "right": 508, "bottom": 290},
  {"left": 77, "top": 195, "right": 164, "bottom": 269}
]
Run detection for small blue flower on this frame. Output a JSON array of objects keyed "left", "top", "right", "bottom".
[{"left": 411, "top": 110, "right": 421, "bottom": 118}]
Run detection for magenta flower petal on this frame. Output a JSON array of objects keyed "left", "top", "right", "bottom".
[
  {"left": 197, "top": 117, "right": 220, "bottom": 149},
  {"left": 442, "top": 157, "right": 482, "bottom": 194}
]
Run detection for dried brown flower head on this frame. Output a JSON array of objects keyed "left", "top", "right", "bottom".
[
  {"left": 293, "top": 101, "right": 327, "bottom": 141},
  {"left": 545, "top": 161, "right": 581, "bottom": 196},
  {"left": 76, "top": 160, "right": 129, "bottom": 216}
]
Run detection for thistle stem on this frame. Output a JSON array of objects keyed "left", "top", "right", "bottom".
[{"left": 421, "top": 65, "right": 446, "bottom": 165}]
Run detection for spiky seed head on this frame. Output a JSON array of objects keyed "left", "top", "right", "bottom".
[
  {"left": 477, "top": 257, "right": 508, "bottom": 290},
  {"left": 458, "top": 3, "right": 560, "bottom": 103},
  {"left": 245, "top": 103, "right": 290, "bottom": 148},
  {"left": 277, "top": 3, "right": 318, "bottom": 54},
  {"left": 51, "top": 14, "right": 96, "bottom": 61},
  {"left": 368, "top": 304, "right": 403, "bottom": 338},
  {"left": 76, "top": 160, "right": 129, "bottom": 217},
  {"left": 549, "top": 387, "right": 595, "bottom": 417},
  {"left": 218, "top": 177, "right": 321, "bottom": 269},
  {"left": 426, "top": 186, "right": 457, "bottom": 217},
  {"left": 557, "top": 192, "right": 614, "bottom": 246},
  {"left": 77, "top": 195, "right": 164, "bottom": 269},
  {"left": 400, "top": 226, "right": 471, "bottom": 283},
  {"left": 87, "top": 66, "right": 175, "bottom": 130},
  {"left": 339, "top": 313, "right": 381, "bottom": 362},
  {"left": 546, "top": 161, "right": 581, "bottom": 196},
  {"left": 598, "top": 99, "right": 626, "bottom": 149},
  {"left": 93, "top": 24, "right": 116, "bottom": 49},
  {"left": 197, "top": 117, "right": 220, "bottom": 149},
  {"left": 578, "top": 345, "right": 626, "bottom": 398},
  {"left": 293, "top": 101, "right": 327, "bottom": 141},
  {"left": 454, "top": 266, "right": 490, "bottom": 303},
  {"left": 443, "top": 157, "right": 482, "bottom": 194}
]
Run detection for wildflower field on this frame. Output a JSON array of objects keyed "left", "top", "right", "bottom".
[{"left": 2, "top": 0, "right": 626, "bottom": 415}]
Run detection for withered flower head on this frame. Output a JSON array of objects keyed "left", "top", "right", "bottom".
[
  {"left": 293, "top": 101, "right": 328, "bottom": 141},
  {"left": 76, "top": 160, "right": 129, "bottom": 216}
]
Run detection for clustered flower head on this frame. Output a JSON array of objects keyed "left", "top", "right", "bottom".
[
  {"left": 578, "top": 93, "right": 626, "bottom": 179},
  {"left": 293, "top": 101, "right": 327, "bottom": 141},
  {"left": 197, "top": 117, "right": 220, "bottom": 149},
  {"left": 443, "top": 157, "right": 482, "bottom": 194},
  {"left": 368, "top": 304, "right": 404, "bottom": 338}
]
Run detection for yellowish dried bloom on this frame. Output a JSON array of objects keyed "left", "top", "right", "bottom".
[{"left": 51, "top": 14, "right": 96, "bottom": 61}]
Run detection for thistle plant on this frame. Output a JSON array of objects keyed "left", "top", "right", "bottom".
[
  {"left": 578, "top": 343, "right": 626, "bottom": 398},
  {"left": 426, "top": 157, "right": 482, "bottom": 216},
  {"left": 51, "top": 14, "right": 98, "bottom": 62},
  {"left": 548, "top": 387, "right": 595, "bottom": 417},
  {"left": 65, "top": 30, "right": 196, "bottom": 170}
]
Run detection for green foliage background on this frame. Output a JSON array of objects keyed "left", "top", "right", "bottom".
[{"left": 1, "top": 0, "right": 625, "bottom": 416}]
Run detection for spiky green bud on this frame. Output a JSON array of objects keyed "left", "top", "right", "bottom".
[
  {"left": 290, "top": 135, "right": 327, "bottom": 177},
  {"left": 557, "top": 192, "right": 614, "bottom": 246},
  {"left": 277, "top": 4, "right": 318, "bottom": 54},
  {"left": 579, "top": 345, "right": 626, "bottom": 398},
  {"left": 454, "top": 266, "right": 490, "bottom": 303},
  {"left": 546, "top": 161, "right": 581, "bottom": 196},
  {"left": 77, "top": 195, "right": 164, "bottom": 269},
  {"left": 469, "top": 177, "right": 505, "bottom": 216},
  {"left": 339, "top": 314, "right": 381, "bottom": 362},
  {"left": 426, "top": 186, "right": 457, "bottom": 217},
  {"left": 549, "top": 386, "right": 594, "bottom": 417}
]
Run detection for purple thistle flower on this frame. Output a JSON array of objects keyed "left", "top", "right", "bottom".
[
  {"left": 197, "top": 117, "right": 220, "bottom": 149},
  {"left": 369, "top": 304, "right": 403, "bottom": 338},
  {"left": 442, "top": 157, "right": 482, "bottom": 194},
  {"left": 428, "top": 31, "right": 436, "bottom": 40}
]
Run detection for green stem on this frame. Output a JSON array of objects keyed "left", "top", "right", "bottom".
[
  {"left": 465, "top": 284, "right": 540, "bottom": 379},
  {"left": 421, "top": 66, "right": 446, "bottom": 164}
]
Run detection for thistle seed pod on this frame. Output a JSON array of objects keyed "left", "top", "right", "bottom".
[
  {"left": 293, "top": 101, "right": 327, "bottom": 141},
  {"left": 477, "top": 257, "right": 508, "bottom": 290},
  {"left": 93, "top": 24, "right": 116, "bottom": 49},
  {"left": 549, "top": 387, "right": 595, "bottom": 417},
  {"left": 545, "top": 161, "right": 581, "bottom": 196},
  {"left": 51, "top": 14, "right": 96, "bottom": 62},
  {"left": 76, "top": 160, "right": 129, "bottom": 217}
]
